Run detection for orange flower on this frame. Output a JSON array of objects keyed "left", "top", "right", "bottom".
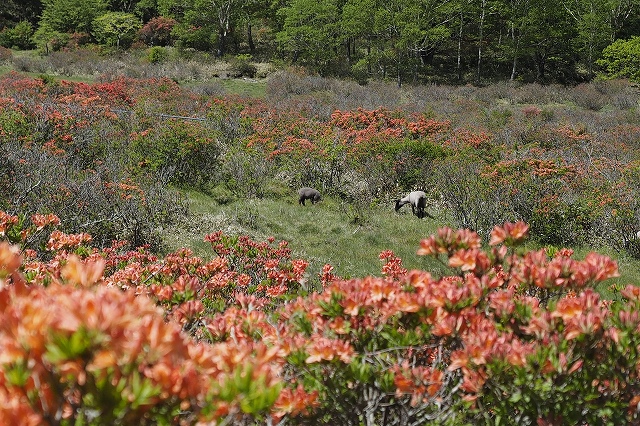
[
  {"left": 394, "top": 373, "right": 414, "bottom": 393},
  {"left": 551, "top": 297, "right": 583, "bottom": 322},
  {"left": 448, "top": 350, "right": 469, "bottom": 371},
  {"left": 426, "top": 369, "right": 444, "bottom": 396},
  {"left": 449, "top": 249, "right": 478, "bottom": 271},
  {"left": 489, "top": 226, "right": 507, "bottom": 246},
  {"left": 273, "top": 384, "right": 319, "bottom": 419},
  {"left": 89, "top": 349, "right": 118, "bottom": 370},
  {"left": 489, "top": 289, "right": 515, "bottom": 317},
  {"left": 461, "top": 369, "right": 487, "bottom": 394},
  {"left": 0, "top": 212, "right": 19, "bottom": 237},
  {"left": 393, "top": 292, "right": 420, "bottom": 313},
  {"left": 417, "top": 236, "right": 445, "bottom": 256},
  {"left": 629, "top": 395, "right": 640, "bottom": 414},
  {"left": 328, "top": 316, "right": 350, "bottom": 334},
  {"left": 305, "top": 337, "right": 353, "bottom": 364},
  {"left": 61, "top": 255, "right": 105, "bottom": 287},
  {"left": 622, "top": 285, "right": 640, "bottom": 301},
  {"left": 489, "top": 221, "right": 529, "bottom": 246},
  {"left": 522, "top": 313, "right": 553, "bottom": 338},
  {"left": 342, "top": 296, "right": 360, "bottom": 316},
  {"left": 0, "top": 242, "right": 22, "bottom": 281},
  {"left": 584, "top": 252, "right": 619, "bottom": 282},
  {"left": 30, "top": 213, "right": 60, "bottom": 231},
  {"left": 430, "top": 307, "right": 459, "bottom": 336}
]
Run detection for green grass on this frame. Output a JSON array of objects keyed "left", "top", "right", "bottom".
[
  {"left": 163, "top": 190, "right": 640, "bottom": 293},
  {"left": 164, "top": 190, "right": 451, "bottom": 280},
  {"left": 215, "top": 78, "right": 266, "bottom": 98},
  {"left": 0, "top": 66, "right": 97, "bottom": 83}
]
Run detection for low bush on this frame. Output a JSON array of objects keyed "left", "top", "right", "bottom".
[
  {"left": 146, "top": 46, "right": 168, "bottom": 63},
  {"left": 0, "top": 74, "right": 191, "bottom": 250},
  {"left": 2, "top": 71, "right": 640, "bottom": 261},
  {"left": 228, "top": 54, "right": 257, "bottom": 78},
  {"left": 0, "top": 46, "right": 12, "bottom": 62},
  {"left": 1, "top": 216, "right": 637, "bottom": 425}
]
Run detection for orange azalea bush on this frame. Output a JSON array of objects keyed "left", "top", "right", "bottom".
[
  {"left": 0, "top": 213, "right": 315, "bottom": 425},
  {"left": 2, "top": 210, "right": 640, "bottom": 425},
  {"left": 0, "top": 250, "right": 291, "bottom": 425},
  {"left": 187, "top": 221, "right": 638, "bottom": 425}
]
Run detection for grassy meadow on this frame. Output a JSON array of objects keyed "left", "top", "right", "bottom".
[
  {"left": 3, "top": 48, "right": 640, "bottom": 291},
  {"left": 168, "top": 189, "right": 640, "bottom": 299},
  {"left": 167, "top": 190, "right": 449, "bottom": 279}
]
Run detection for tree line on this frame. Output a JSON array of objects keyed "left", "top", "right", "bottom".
[{"left": 2, "top": 0, "right": 640, "bottom": 85}]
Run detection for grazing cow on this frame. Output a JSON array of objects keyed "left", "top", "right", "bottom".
[{"left": 298, "top": 187, "right": 322, "bottom": 206}]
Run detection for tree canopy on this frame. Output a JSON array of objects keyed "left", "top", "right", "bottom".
[{"left": 2, "top": 0, "right": 640, "bottom": 84}]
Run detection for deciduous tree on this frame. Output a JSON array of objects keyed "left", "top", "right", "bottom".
[
  {"left": 92, "top": 12, "right": 142, "bottom": 48},
  {"left": 276, "top": 0, "right": 341, "bottom": 71},
  {"left": 39, "top": 0, "right": 108, "bottom": 34}
]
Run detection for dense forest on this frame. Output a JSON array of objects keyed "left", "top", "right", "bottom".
[{"left": 2, "top": 0, "right": 640, "bottom": 85}]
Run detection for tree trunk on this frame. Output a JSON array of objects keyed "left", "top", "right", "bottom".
[
  {"left": 346, "top": 38, "right": 351, "bottom": 65},
  {"left": 534, "top": 51, "right": 546, "bottom": 81},
  {"left": 396, "top": 53, "right": 402, "bottom": 88},
  {"left": 476, "top": 0, "right": 486, "bottom": 85},
  {"left": 457, "top": 10, "right": 464, "bottom": 81},
  {"left": 366, "top": 40, "right": 371, "bottom": 74},
  {"left": 510, "top": 22, "right": 518, "bottom": 81},
  {"left": 218, "top": 30, "right": 226, "bottom": 56},
  {"left": 247, "top": 22, "right": 255, "bottom": 53}
]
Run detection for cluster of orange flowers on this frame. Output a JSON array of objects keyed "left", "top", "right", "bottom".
[
  {"left": 2, "top": 209, "right": 640, "bottom": 423},
  {"left": 0, "top": 214, "right": 319, "bottom": 424}
]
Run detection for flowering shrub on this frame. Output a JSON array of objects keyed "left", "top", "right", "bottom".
[
  {"left": 0, "top": 74, "right": 191, "bottom": 248},
  {"left": 2, "top": 211, "right": 640, "bottom": 425},
  {"left": 138, "top": 17, "right": 177, "bottom": 47},
  {"left": 4, "top": 72, "right": 640, "bottom": 423},
  {"left": 3, "top": 73, "right": 640, "bottom": 253},
  {"left": 0, "top": 214, "right": 317, "bottom": 425},
  {"left": 0, "top": 248, "right": 291, "bottom": 425}
]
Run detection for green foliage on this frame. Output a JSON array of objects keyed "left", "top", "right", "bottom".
[
  {"left": 529, "top": 196, "right": 595, "bottom": 246},
  {"left": 39, "top": 0, "right": 108, "bottom": 34},
  {"left": 228, "top": 54, "right": 257, "bottom": 78},
  {"left": 146, "top": 45, "right": 169, "bottom": 63},
  {"left": 128, "top": 119, "right": 221, "bottom": 188},
  {"left": 158, "top": 0, "right": 245, "bottom": 56},
  {"left": 431, "top": 150, "right": 503, "bottom": 237},
  {"left": 171, "top": 21, "right": 215, "bottom": 51},
  {"left": 597, "top": 36, "right": 640, "bottom": 82},
  {"left": 385, "top": 138, "right": 448, "bottom": 189},
  {"left": 32, "top": 24, "right": 71, "bottom": 52},
  {"left": 350, "top": 58, "right": 371, "bottom": 84},
  {"left": 207, "top": 185, "right": 236, "bottom": 205},
  {"left": 213, "top": 366, "right": 283, "bottom": 415},
  {"left": 1, "top": 0, "right": 640, "bottom": 83},
  {"left": 276, "top": 0, "right": 341, "bottom": 69},
  {"left": 0, "top": 21, "right": 35, "bottom": 50},
  {"left": 92, "top": 12, "right": 142, "bottom": 48}
]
